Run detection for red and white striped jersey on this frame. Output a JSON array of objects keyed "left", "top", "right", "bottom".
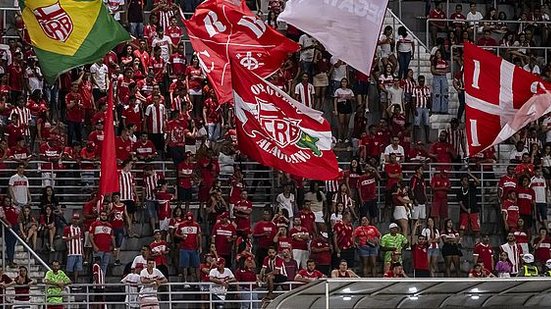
[
  {"left": 93, "top": 262, "right": 105, "bottom": 287},
  {"left": 401, "top": 78, "right": 416, "bottom": 94},
  {"left": 63, "top": 225, "right": 83, "bottom": 256},
  {"left": 10, "top": 106, "right": 32, "bottom": 135},
  {"left": 445, "top": 128, "right": 466, "bottom": 157},
  {"left": 143, "top": 172, "right": 162, "bottom": 201},
  {"left": 145, "top": 103, "right": 166, "bottom": 134},
  {"left": 524, "top": 136, "right": 542, "bottom": 151},
  {"left": 294, "top": 82, "right": 315, "bottom": 108},
  {"left": 412, "top": 85, "right": 431, "bottom": 109},
  {"left": 118, "top": 170, "right": 136, "bottom": 201}
]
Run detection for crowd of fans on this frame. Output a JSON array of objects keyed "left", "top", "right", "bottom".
[{"left": 0, "top": 0, "right": 551, "bottom": 307}]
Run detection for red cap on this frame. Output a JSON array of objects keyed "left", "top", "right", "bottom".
[{"left": 217, "top": 257, "right": 226, "bottom": 266}]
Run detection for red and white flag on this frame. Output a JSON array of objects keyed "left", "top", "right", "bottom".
[
  {"left": 278, "top": 0, "right": 389, "bottom": 76},
  {"left": 232, "top": 62, "right": 339, "bottom": 180},
  {"left": 464, "top": 42, "right": 551, "bottom": 156},
  {"left": 183, "top": 0, "right": 299, "bottom": 104}
]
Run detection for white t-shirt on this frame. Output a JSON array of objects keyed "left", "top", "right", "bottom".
[
  {"left": 384, "top": 144, "right": 405, "bottom": 162},
  {"left": 330, "top": 213, "right": 342, "bottom": 225},
  {"left": 131, "top": 255, "right": 148, "bottom": 270},
  {"left": 90, "top": 63, "right": 108, "bottom": 91},
  {"left": 9, "top": 174, "right": 28, "bottom": 205},
  {"left": 209, "top": 268, "right": 235, "bottom": 300},
  {"left": 523, "top": 64, "right": 541, "bottom": 75},
  {"left": 330, "top": 56, "right": 347, "bottom": 81},
  {"left": 387, "top": 86, "right": 404, "bottom": 106},
  {"left": 509, "top": 149, "right": 526, "bottom": 162},
  {"left": 139, "top": 268, "right": 165, "bottom": 300},
  {"left": 276, "top": 193, "right": 295, "bottom": 218},
  {"left": 378, "top": 33, "right": 392, "bottom": 57},
  {"left": 105, "top": 0, "right": 125, "bottom": 21},
  {"left": 334, "top": 88, "right": 354, "bottom": 102},
  {"left": 121, "top": 273, "right": 141, "bottom": 308},
  {"left": 152, "top": 35, "right": 172, "bottom": 62},
  {"left": 531, "top": 176, "right": 547, "bottom": 203},
  {"left": 466, "top": 11, "right": 484, "bottom": 22},
  {"left": 298, "top": 34, "right": 316, "bottom": 62}
]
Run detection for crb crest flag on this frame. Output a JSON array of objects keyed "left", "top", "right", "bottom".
[
  {"left": 278, "top": 0, "right": 389, "bottom": 76},
  {"left": 464, "top": 42, "right": 551, "bottom": 156},
  {"left": 183, "top": 0, "right": 299, "bottom": 104},
  {"left": 20, "top": 0, "right": 130, "bottom": 83},
  {"left": 232, "top": 62, "right": 339, "bottom": 180}
]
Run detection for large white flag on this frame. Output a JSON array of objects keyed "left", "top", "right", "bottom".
[{"left": 278, "top": 0, "right": 389, "bottom": 76}]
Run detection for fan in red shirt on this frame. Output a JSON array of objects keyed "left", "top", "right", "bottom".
[
  {"left": 134, "top": 132, "right": 157, "bottom": 161},
  {"left": 353, "top": 216, "right": 381, "bottom": 277},
  {"left": 295, "top": 259, "right": 326, "bottom": 282},
  {"left": 333, "top": 212, "right": 355, "bottom": 268},
  {"left": 229, "top": 167, "right": 245, "bottom": 206},
  {"left": 155, "top": 180, "right": 174, "bottom": 231},
  {"left": 384, "top": 153, "right": 402, "bottom": 191},
  {"left": 65, "top": 82, "right": 84, "bottom": 145},
  {"left": 498, "top": 165, "right": 518, "bottom": 203},
  {"left": 117, "top": 68, "right": 135, "bottom": 106},
  {"left": 211, "top": 212, "right": 237, "bottom": 262},
  {"left": 429, "top": 131, "right": 455, "bottom": 170},
  {"left": 116, "top": 129, "right": 134, "bottom": 162},
  {"left": 169, "top": 44, "right": 187, "bottom": 78},
  {"left": 473, "top": 234, "right": 495, "bottom": 272},
  {"left": 407, "top": 141, "right": 430, "bottom": 164},
  {"left": 235, "top": 256, "right": 258, "bottom": 291},
  {"left": 358, "top": 165, "right": 380, "bottom": 221},
  {"left": 122, "top": 100, "right": 143, "bottom": 133},
  {"left": 234, "top": 191, "right": 253, "bottom": 237},
  {"left": 274, "top": 226, "right": 292, "bottom": 252},
  {"left": 384, "top": 262, "right": 408, "bottom": 278},
  {"left": 149, "top": 47, "right": 166, "bottom": 84},
  {"left": 88, "top": 121, "right": 105, "bottom": 154},
  {"left": 177, "top": 152, "right": 195, "bottom": 211},
  {"left": 7, "top": 53, "right": 24, "bottom": 97},
  {"left": 252, "top": 210, "right": 278, "bottom": 267},
  {"left": 430, "top": 169, "right": 451, "bottom": 227},
  {"left": 298, "top": 203, "right": 316, "bottom": 234},
  {"left": 468, "top": 263, "right": 494, "bottom": 278},
  {"left": 39, "top": 138, "right": 64, "bottom": 172},
  {"left": 533, "top": 228, "right": 551, "bottom": 264},
  {"left": 175, "top": 211, "right": 202, "bottom": 282},
  {"left": 109, "top": 193, "right": 131, "bottom": 265},
  {"left": 411, "top": 235, "right": 430, "bottom": 277},
  {"left": 198, "top": 150, "right": 219, "bottom": 207},
  {"left": 309, "top": 226, "right": 332, "bottom": 275},
  {"left": 166, "top": 16, "right": 183, "bottom": 46},
  {"left": 516, "top": 176, "right": 536, "bottom": 229},
  {"left": 514, "top": 153, "right": 536, "bottom": 178},
  {"left": 166, "top": 111, "right": 189, "bottom": 164},
  {"left": 149, "top": 230, "right": 170, "bottom": 276},
  {"left": 502, "top": 191, "right": 520, "bottom": 231},
  {"left": 89, "top": 210, "right": 115, "bottom": 273}
]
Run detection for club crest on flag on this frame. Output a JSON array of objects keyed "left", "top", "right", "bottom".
[{"left": 33, "top": 2, "right": 73, "bottom": 42}]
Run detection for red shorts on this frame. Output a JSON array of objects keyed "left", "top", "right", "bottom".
[
  {"left": 459, "top": 212, "right": 480, "bottom": 232},
  {"left": 431, "top": 199, "right": 448, "bottom": 218}
]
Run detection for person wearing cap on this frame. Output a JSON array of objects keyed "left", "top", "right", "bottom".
[
  {"left": 384, "top": 262, "right": 408, "bottom": 278},
  {"left": 62, "top": 213, "right": 84, "bottom": 283},
  {"left": 211, "top": 211, "right": 237, "bottom": 266},
  {"left": 520, "top": 253, "right": 539, "bottom": 277},
  {"left": 175, "top": 211, "right": 202, "bottom": 284},
  {"left": 380, "top": 223, "right": 408, "bottom": 272},
  {"left": 430, "top": 168, "right": 451, "bottom": 228},
  {"left": 209, "top": 257, "right": 236, "bottom": 307}
]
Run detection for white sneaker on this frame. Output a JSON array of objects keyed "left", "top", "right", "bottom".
[{"left": 184, "top": 284, "right": 191, "bottom": 289}]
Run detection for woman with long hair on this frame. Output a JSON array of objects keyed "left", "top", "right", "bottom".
[
  {"left": 39, "top": 205, "right": 57, "bottom": 252},
  {"left": 332, "top": 183, "right": 357, "bottom": 221},
  {"left": 392, "top": 183, "right": 412, "bottom": 242},
  {"left": 13, "top": 266, "right": 33, "bottom": 306},
  {"left": 39, "top": 186, "right": 59, "bottom": 212},
  {"left": 18, "top": 206, "right": 38, "bottom": 250},
  {"left": 430, "top": 49, "right": 450, "bottom": 114},
  {"left": 345, "top": 158, "right": 363, "bottom": 203},
  {"left": 378, "top": 63, "right": 395, "bottom": 119},
  {"left": 186, "top": 56, "right": 206, "bottom": 119},
  {"left": 333, "top": 78, "right": 355, "bottom": 144},
  {"left": 421, "top": 217, "right": 441, "bottom": 277},
  {"left": 396, "top": 26, "right": 415, "bottom": 80},
  {"left": 441, "top": 218, "right": 462, "bottom": 277}
]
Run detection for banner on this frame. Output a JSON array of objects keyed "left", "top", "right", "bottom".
[
  {"left": 232, "top": 62, "right": 339, "bottom": 180},
  {"left": 98, "top": 83, "right": 119, "bottom": 195},
  {"left": 278, "top": 0, "right": 389, "bottom": 76},
  {"left": 464, "top": 42, "right": 551, "bottom": 156},
  {"left": 20, "top": 0, "right": 130, "bottom": 82},
  {"left": 183, "top": 0, "right": 299, "bottom": 104}
]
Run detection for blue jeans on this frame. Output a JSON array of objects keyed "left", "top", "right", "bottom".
[
  {"left": 129, "top": 22, "right": 144, "bottom": 38},
  {"left": 432, "top": 75, "right": 449, "bottom": 113},
  {"left": 4, "top": 225, "right": 18, "bottom": 263},
  {"left": 94, "top": 251, "right": 112, "bottom": 275},
  {"left": 207, "top": 123, "right": 221, "bottom": 141},
  {"left": 398, "top": 51, "right": 412, "bottom": 79},
  {"left": 456, "top": 90, "right": 465, "bottom": 121},
  {"left": 67, "top": 121, "right": 83, "bottom": 146}
]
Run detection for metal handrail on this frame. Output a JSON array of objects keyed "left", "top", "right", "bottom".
[
  {"left": 426, "top": 17, "right": 551, "bottom": 50},
  {"left": 0, "top": 219, "right": 52, "bottom": 272}
]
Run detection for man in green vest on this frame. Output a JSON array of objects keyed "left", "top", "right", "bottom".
[
  {"left": 44, "top": 260, "right": 72, "bottom": 308},
  {"left": 520, "top": 254, "right": 539, "bottom": 277}
]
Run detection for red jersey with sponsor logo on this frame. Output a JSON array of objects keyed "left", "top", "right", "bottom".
[
  {"left": 212, "top": 222, "right": 237, "bottom": 256},
  {"left": 166, "top": 119, "right": 187, "bottom": 147},
  {"left": 149, "top": 56, "right": 166, "bottom": 83},
  {"left": 177, "top": 221, "right": 201, "bottom": 250},
  {"left": 384, "top": 163, "right": 402, "bottom": 189},
  {"left": 358, "top": 173, "right": 377, "bottom": 201},
  {"left": 134, "top": 140, "right": 156, "bottom": 159},
  {"left": 234, "top": 199, "right": 252, "bottom": 232},
  {"left": 149, "top": 240, "right": 169, "bottom": 266},
  {"left": 66, "top": 92, "right": 84, "bottom": 122},
  {"left": 89, "top": 221, "right": 113, "bottom": 252},
  {"left": 498, "top": 176, "right": 518, "bottom": 198},
  {"left": 333, "top": 221, "right": 353, "bottom": 250},
  {"left": 298, "top": 209, "right": 316, "bottom": 234},
  {"left": 533, "top": 236, "right": 551, "bottom": 263},
  {"left": 297, "top": 269, "right": 324, "bottom": 280},
  {"left": 412, "top": 243, "right": 429, "bottom": 270},
  {"left": 110, "top": 203, "right": 127, "bottom": 229},
  {"left": 177, "top": 161, "right": 194, "bottom": 189},
  {"left": 516, "top": 187, "right": 535, "bottom": 216},
  {"left": 502, "top": 199, "right": 519, "bottom": 229},
  {"left": 169, "top": 52, "right": 187, "bottom": 76},
  {"left": 155, "top": 191, "right": 174, "bottom": 220},
  {"left": 166, "top": 25, "right": 183, "bottom": 45},
  {"left": 277, "top": 236, "right": 292, "bottom": 252},
  {"left": 289, "top": 226, "right": 309, "bottom": 250}
]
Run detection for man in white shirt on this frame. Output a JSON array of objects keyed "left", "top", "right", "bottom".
[
  {"left": 531, "top": 167, "right": 548, "bottom": 230},
  {"left": 132, "top": 246, "right": 151, "bottom": 271},
  {"left": 294, "top": 73, "right": 315, "bottom": 108},
  {"left": 90, "top": 61, "right": 109, "bottom": 101},
  {"left": 384, "top": 136, "right": 405, "bottom": 163},
  {"left": 330, "top": 56, "right": 347, "bottom": 95},
  {"left": 8, "top": 163, "right": 30, "bottom": 206},
  {"left": 466, "top": 2, "right": 483, "bottom": 32},
  {"left": 139, "top": 259, "right": 167, "bottom": 309},
  {"left": 509, "top": 141, "right": 527, "bottom": 163},
  {"left": 523, "top": 56, "right": 541, "bottom": 75},
  {"left": 298, "top": 33, "right": 316, "bottom": 76},
  {"left": 209, "top": 257, "right": 236, "bottom": 304},
  {"left": 151, "top": 28, "right": 172, "bottom": 62}
]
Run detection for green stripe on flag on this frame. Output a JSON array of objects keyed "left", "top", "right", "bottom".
[{"left": 36, "top": 4, "right": 130, "bottom": 83}]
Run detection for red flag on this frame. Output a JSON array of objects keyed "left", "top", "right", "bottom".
[
  {"left": 98, "top": 84, "right": 119, "bottom": 195},
  {"left": 183, "top": 0, "right": 299, "bottom": 104},
  {"left": 464, "top": 42, "right": 551, "bottom": 156},
  {"left": 231, "top": 62, "right": 338, "bottom": 180}
]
